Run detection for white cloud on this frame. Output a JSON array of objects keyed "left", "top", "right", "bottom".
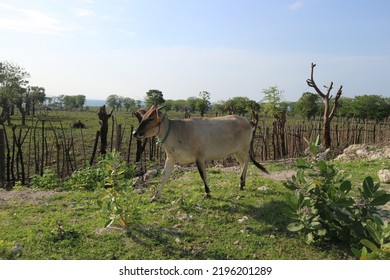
[
  {"left": 289, "top": 1, "right": 304, "bottom": 10},
  {"left": 74, "top": 8, "right": 95, "bottom": 18},
  {"left": 118, "top": 28, "right": 136, "bottom": 37},
  {"left": 0, "top": 4, "right": 73, "bottom": 36}
]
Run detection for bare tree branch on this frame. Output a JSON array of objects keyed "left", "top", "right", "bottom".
[
  {"left": 306, "top": 63, "right": 326, "bottom": 98},
  {"left": 329, "top": 85, "right": 343, "bottom": 119},
  {"left": 306, "top": 63, "right": 343, "bottom": 148}
]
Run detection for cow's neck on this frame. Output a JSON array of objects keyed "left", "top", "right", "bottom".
[{"left": 157, "top": 117, "right": 171, "bottom": 145}]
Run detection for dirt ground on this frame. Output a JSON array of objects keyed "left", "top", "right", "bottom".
[{"left": 0, "top": 189, "right": 59, "bottom": 205}]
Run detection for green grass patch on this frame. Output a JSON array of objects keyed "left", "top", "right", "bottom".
[{"left": 1, "top": 158, "right": 388, "bottom": 260}]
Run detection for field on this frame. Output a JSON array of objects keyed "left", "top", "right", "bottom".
[
  {"left": 1, "top": 156, "right": 388, "bottom": 260},
  {"left": 0, "top": 109, "right": 389, "bottom": 260}
]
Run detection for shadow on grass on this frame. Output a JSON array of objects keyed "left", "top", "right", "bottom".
[
  {"left": 209, "top": 197, "right": 291, "bottom": 233},
  {"left": 122, "top": 191, "right": 353, "bottom": 259},
  {"left": 125, "top": 223, "right": 206, "bottom": 259}
]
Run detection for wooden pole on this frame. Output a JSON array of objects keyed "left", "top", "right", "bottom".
[{"left": 0, "top": 128, "right": 5, "bottom": 186}]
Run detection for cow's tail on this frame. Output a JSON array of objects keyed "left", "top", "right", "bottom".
[{"left": 250, "top": 153, "right": 269, "bottom": 174}]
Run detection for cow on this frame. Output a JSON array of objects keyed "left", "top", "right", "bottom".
[{"left": 133, "top": 105, "right": 269, "bottom": 201}]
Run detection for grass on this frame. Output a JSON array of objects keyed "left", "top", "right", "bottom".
[
  {"left": 3, "top": 157, "right": 387, "bottom": 260},
  {"left": 1, "top": 110, "right": 389, "bottom": 260}
]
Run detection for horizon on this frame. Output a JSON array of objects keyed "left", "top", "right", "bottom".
[{"left": 2, "top": 0, "right": 390, "bottom": 103}]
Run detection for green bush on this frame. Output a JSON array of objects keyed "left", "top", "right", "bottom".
[
  {"left": 30, "top": 169, "right": 63, "bottom": 190},
  {"left": 283, "top": 139, "right": 390, "bottom": 259},
  {"left": 29, "top": 152, "right": 139, "bottom": 228},
  {"left": 65, "top": 152, "right": 136, "bottom": 191}
]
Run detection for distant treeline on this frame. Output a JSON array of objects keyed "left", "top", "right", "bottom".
[{"left": 2, "top": 61, "right": 389, "bottom": 125}]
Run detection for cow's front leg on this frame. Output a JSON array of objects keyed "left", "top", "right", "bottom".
[{"left": 151, "top": 157, "right": 175, "bottom": 202}]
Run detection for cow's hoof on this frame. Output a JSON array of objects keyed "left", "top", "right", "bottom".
[{"left": 204, "top": 193, "right": 211, "bottom": 199}]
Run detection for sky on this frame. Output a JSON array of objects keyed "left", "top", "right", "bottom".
[{"left": 1, "top": 0, "right": 390, "bottom": 103}]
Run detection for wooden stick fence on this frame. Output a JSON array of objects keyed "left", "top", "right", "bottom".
[{"left": 0, "top": 116, "right": 389, "bottom": 189}]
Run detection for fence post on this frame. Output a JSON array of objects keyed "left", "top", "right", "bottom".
[
  {"left": 0, "top": 128, "right": 5, "bottom": 186},
  {"left": 115, "top": 123, "right": 122, "bottom": 152}
]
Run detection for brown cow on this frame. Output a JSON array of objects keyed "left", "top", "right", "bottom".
[{"left": 134, "top": 105, "right": 269, "bottom": 201}]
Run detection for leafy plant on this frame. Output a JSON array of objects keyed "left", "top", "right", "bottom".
[
  {"left": 30, "top": 169, "right": 63, "bottom": 190},
  {"left": 352, "top": 217, "right": 390, "bottom": 260},
  {"left": 94, "top": 152, "right": 140, "bottom": 228},
  {"left": 283, "top": 137, "right": 390, "bottom": 259}
]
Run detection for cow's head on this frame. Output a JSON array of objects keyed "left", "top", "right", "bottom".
[{"left": 133, "top": 105, "right": 166, "bottom": 139}]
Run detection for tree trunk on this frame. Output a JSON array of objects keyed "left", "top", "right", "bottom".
[
  {"left": 98, "top": 105, "right": 113, "bottom": 155},
  {"left": 323, "top": 118, "right": 332, "bottom": 149}
]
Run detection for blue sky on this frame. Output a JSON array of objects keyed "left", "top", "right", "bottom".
[{"left": 1, "top": 0, "right": 390, "bottom": 102}]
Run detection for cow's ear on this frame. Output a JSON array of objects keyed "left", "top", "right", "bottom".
[
  {"left": 138, "top": 109, "right": 147, "bottom": 116},
  {"left": 156, "top": 105, "right": 166, "bottom": 120}
]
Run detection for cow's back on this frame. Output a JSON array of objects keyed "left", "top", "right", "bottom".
[{"left": 166, "top": 115, "right": 253, "bottom": 163}]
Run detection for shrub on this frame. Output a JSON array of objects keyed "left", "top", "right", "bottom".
[
  {"left": 283, "top": 139, "right": 390, "bottom": 259},
  {"left": 29, "top": 152, "right": 139, "bottom": 228},
  {"left": 64, "top": 152, "right": 136, "bottom": 191},
  {"left": 94, "top": 153, "right": 139, "bottom": 228},
  {"left": 30, "top": 169, "right": 63, "bottom": 190}
]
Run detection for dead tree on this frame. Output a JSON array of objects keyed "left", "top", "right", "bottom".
[
  {"left": 306, "top": 63, "right": 343, "bottom": 148},
  {"left": 11, "top": 125, "right": 30, "bottom": 184},
  {"left": 98, "top": 105, "right": 113, "bottom": 155},
  {"left": 132, "top": 109, "right": 148, "bottom": 163}
]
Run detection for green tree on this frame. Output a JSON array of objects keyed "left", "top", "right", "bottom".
[
  {"left": 27, "top": 86, "right": 46, "bottom": 115},
  {"left": 296, "top": 92, "right": 321, "bottom": 120},
  {"left": 171, "top": 99, "right": 189, "bottom": 112},
  {"left": 74, "top": 95, "right": 86, "bottom": 110},
  {"left": 145, "top": 89, "right": 165, "bottom": 107},
  {"left": 63, "top": 95, "right": 76, "bottom": 110},
  {"left": 186, "top": 96, "right": 199, "bottom": 113},
  {"left": 122, "top": 97, "right": 136, "bottom": 111},
  {"left": 261, "top": 86, "right": 287, "bottom": 157},
  {"left": 336, "top": 97, "right": 354, "bottom": 118},
  {"left": 0, "top": 61, "right": 30, "bottom": 125},
  {"left": 197, "top": 91, "right": 211, "bottom": 117},
  {"left": 352, "top": 95, "right": 390, "bottom": 121},
  {"left": 52, "top": 95, "right": 64, "bottom": 109},
  {"left": 213, "top": 100, "right": 228, "bottom": 116},
  {"left": 224, "top": 96, "right": 259, "bottom": 116},
  {"left": 261, "top": 86, "right": 285, "bottom": 118},
  {"left": 62, "top": 95, "right": 85, "bottom": 111},
  {"left": 106, "top": 94, "right": 121, "bottom": 110}
]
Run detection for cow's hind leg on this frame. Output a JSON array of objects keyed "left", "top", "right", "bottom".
[
  {"left": 234, "top": 152, "right": 249, "bottom": 190},
  {"left": 196, "top": 159, "right": 211, "bottom": 198}
]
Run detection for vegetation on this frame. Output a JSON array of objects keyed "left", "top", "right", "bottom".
[
  {"left": 261, "top": 86, "right": 286, "bottom": 118},
  {"left": 1, "top": 60, "right": 389, "bottom": 260},
  {"left": 145, "top": 89, "right": 165, "bottom": 107},
  {"left": 282, "top": 138, "right": 390, "bottom": 259},
  {"left": 1, "top": 150, "right": 388, "bottom": 260},
  {"left": 295, "top": 92, "right": 321, "bottom": 120},
  {"left": 1, "top": 61, "right": 389, "bottom": 125}
]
